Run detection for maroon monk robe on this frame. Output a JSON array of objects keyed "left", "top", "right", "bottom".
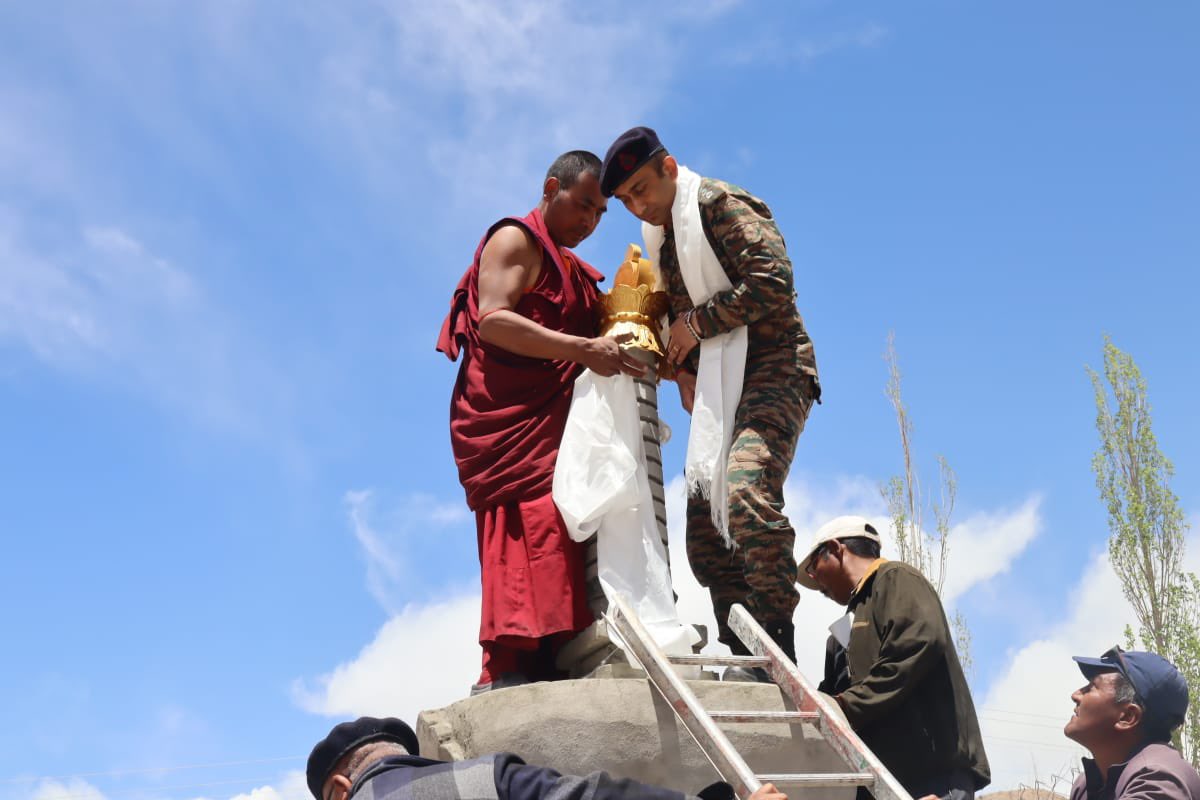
[{"left": 436, "top": 208, "right": 603, "bottom": 683}]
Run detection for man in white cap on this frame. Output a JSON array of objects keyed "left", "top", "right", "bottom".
[{"left": 797, "top": 515, "right": 990, "bottom": 800}]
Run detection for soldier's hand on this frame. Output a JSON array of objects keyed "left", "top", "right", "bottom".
[
  {"left": 579, "top": 334, "right": 646, "bottom": 378},
  {"left": 748, "top": 783, "right": 787, "bottom": 800},
  {"left": 666, "top": 314, "right": 700, "bottom": 366},
  {"left": 676, "top": 370, "right": 696, "bottom": 414}
]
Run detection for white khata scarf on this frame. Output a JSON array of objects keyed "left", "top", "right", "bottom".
[{"left": 643, "top": 165, "right": 747, "bottom": 546}]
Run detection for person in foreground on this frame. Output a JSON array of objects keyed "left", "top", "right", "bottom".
[
  {"left": 799, "top": 515, "right": 990, "bottom": 800},
  {"left": 306, "top": 716, "right": 788, "bottom": 800},
  {"left": 1065, "top": 646, "right": 1200, "bottom": 800},
  {"left": 599, "top": 126, "right": 820, "bottom": 677},
  {"left": 437, "top": 151, "right": 645, "bottom": 694}
]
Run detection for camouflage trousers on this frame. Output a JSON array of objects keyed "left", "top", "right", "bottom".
[{"left": 686, "top": 396, "right": 814, "bottom": 651}]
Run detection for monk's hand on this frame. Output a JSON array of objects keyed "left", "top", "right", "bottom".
[
  {"left": 749, "top": 783, "right": 787, "bottom": 800},
  {"left": 580, "top": 334, "right": 646, "bottom": 378},
  {"left": 676, "top": 370, "right": 696, "bottom": 414},
  {"left": 666, "top": 314, "right": 699, "bottom": 366},
  {"left": 656, "top": 355, "right": 676, "bottom": 382}
]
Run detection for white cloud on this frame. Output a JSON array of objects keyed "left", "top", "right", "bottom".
[
  {"left": 315, "top": 470, "right": 1037, "bottom": 722},
  {"left": 0, "top": 212, "right": 115, "bottom": 361},
  {"left": 0, "top": 202, "right": 304, "bottom": 445},
  {"left": 0, "top": 36, "right": 302, "bottom": 442},
  {"left": 29, "top": 779, "right": 108, "bottom": 800},
  {"left": 343, "top": 489, "right": 476, "bottom": 614},
  {"left": 292, "top": 592, "right": 482, "bottom": 720},
  {"left": 0, "top": 86, "right": 77, "bottom": 198},
  {"left": 774, "top": 472, "right": 1043, "bottom": 613},
  {"left": 345, "top": 490, "right": 408, "bottom": 613},
  {"left": 0, "top": 0, "right": 697, "bottom": 437},
  {"left": 227, "top": 770, "right": 310, "bottom": 800},
  {"left": 942, "top": 496, "right": 1043, "bottom": 605},
  {"left": 21, "top": 770, "right": 310, "bottom": 800},
  {"left": 294, "top": 490, "right": 485, "bottom": 718},
  {"left": 672, "top": 472, "right": 1041, "bottom": 679},
  {"left": 681, "top": 0, "right": 744, "bottom": 19},
  {"left": 300, "top": 471, "right": 1042, "bottom": 765},
  {"left": 725, "top": 22, "right": 888, "bottom": 67},
  {"left": 981, "top": 523, "right": 1200, "bottom": 789},
  {"left": 978, "top": 550, "right": 1126, "bottom": 789},
  {"left": 292, "top": 1, "right": 680, "bottom": 214},
  {"left": 0, "top": 213, "right": 202, "bottom": 372}
]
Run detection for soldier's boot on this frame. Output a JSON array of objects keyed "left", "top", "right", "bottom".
[
  {"left": 763, "top": 619, "right": 797, "bottom": 664},
  {"left": 721, "top": 634, "right": 768, "bottom": 683},
  {"left": 722, "top": 619, "right": 794, "bottom": 683}
]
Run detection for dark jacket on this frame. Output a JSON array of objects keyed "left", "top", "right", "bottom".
[
  {"left": 1071, "top": 742, "right": 1200, "bottom": 800},
  {"left": 349, "top": 753, "right": 734, "bottom": 800},
  {"left": 818, "top": 560, "right": 990, "bottom": 792}
]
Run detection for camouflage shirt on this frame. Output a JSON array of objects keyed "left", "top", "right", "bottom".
[{"left": 659, "top": 177, "right": 820, "bottom": 433}]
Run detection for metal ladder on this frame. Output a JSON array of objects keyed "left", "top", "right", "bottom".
[{"left": 607, "top": 594, "right": 913, "bottom": 800}]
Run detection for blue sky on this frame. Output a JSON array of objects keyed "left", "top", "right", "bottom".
[{"left": 1, "top": 2, "right": 1197, "bottom": 798}]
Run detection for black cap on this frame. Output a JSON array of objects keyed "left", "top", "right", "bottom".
[
  {"left": 600, "top": 126, "right": 665, "bottom": 197},
  {"left": 305, "top": 717, "right": 419, "bottom": 800}
]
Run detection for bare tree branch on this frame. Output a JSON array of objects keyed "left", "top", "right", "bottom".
[{"left": 881, "top": 333, "right": 971, "bottom": 671}]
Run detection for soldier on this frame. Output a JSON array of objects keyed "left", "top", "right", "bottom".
[{"left": 599, "top": 127, "right": 820, "bottom": 678}]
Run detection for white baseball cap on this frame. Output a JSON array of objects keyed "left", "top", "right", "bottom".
[{"left": 796, "top": 515, "right": 881, "bottom": 590}]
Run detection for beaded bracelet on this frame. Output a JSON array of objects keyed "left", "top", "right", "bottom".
[{"left": 682, "top": 310, "right": 703, "bottom": 342}]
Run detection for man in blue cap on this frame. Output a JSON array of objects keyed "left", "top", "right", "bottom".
[
  {"left": 1066, "top": 646, "right": 1200, "bottom": 800},
  {"left": 306, "top": 716, "right": 788, "bottom": 800}
]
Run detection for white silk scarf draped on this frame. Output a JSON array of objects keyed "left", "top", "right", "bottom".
[{"left": 642, "top": 165, "right": 747, "bottom": 546}]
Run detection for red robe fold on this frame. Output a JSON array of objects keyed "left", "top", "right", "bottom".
[{"left": 436, "top": 208, "right": 602, "bottom": 650}]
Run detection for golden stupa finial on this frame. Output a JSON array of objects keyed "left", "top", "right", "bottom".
[{"left": 598, "top": 244, "right": 669, "bottom": 357}]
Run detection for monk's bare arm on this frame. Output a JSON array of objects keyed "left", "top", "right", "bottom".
[{"left": 477, "top": 225, "right": 644, "bottom": 378}]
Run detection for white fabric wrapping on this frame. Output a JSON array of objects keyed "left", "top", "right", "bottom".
[
  {"left": 554, "top": 370, "right": 699, "bottom": 656},
  {"left": 642, "top": 165, "right": 747, "bottom": 546}
]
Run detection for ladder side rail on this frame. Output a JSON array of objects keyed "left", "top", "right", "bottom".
[
  {"left": 667, "top": 655, "right": 771, "bottom": 668},
  {"left": 728, "top": 605, "right": 914, "bottom": 800},
  {"left": 608, "top": 595, "right": 763, "bottom": 800},
  {"left": 756, "top": 773, "right": 874, "bottom": 787},
  {"left": 708, "top": 711, "right": 818, "bottom": 723}
]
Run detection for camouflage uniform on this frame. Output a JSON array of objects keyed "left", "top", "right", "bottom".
[{"left": 659, "top": 177, "right": 820, "bottom": 657}]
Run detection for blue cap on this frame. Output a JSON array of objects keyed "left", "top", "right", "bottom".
[{"left": 1073, "top": 646, "right": 1189, "bottom": 733}]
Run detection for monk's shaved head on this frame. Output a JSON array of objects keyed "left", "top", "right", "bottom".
[{"left": 545, "top": 150, "right": 601, "bottom": 191}]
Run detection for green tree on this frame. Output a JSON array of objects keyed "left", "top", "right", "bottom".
[
  {"left": 1089, "top": 336, "right": 1200, "bottom": 764},
  {"left": 882, "top": 333, "right": 972, "bottom": 676}
]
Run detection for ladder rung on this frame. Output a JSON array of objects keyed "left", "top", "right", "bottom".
[
  {"left": 667, "top": 654, "right": 771, "bottom": 667},
  {"left": 709, "top": 711, "right": 818, "bottom": 723},
  {"left": 755, "top": 773, "right": 876, "bottom": 787}
]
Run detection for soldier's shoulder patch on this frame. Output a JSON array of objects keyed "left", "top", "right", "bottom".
[
  {"left": 702, "top": 178, "right": 767, "bottom": 212},
  {"left": 698, "top": 177, "right": 734, "bottom": 206}
]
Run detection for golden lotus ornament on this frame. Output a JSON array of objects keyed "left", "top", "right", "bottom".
[{"left": 598, "top": 244, "right": 670, "bottom": 357}]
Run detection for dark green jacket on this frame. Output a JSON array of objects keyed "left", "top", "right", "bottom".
[{"left": 819, "top": 560, "right": 991, "bottom": 792}]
